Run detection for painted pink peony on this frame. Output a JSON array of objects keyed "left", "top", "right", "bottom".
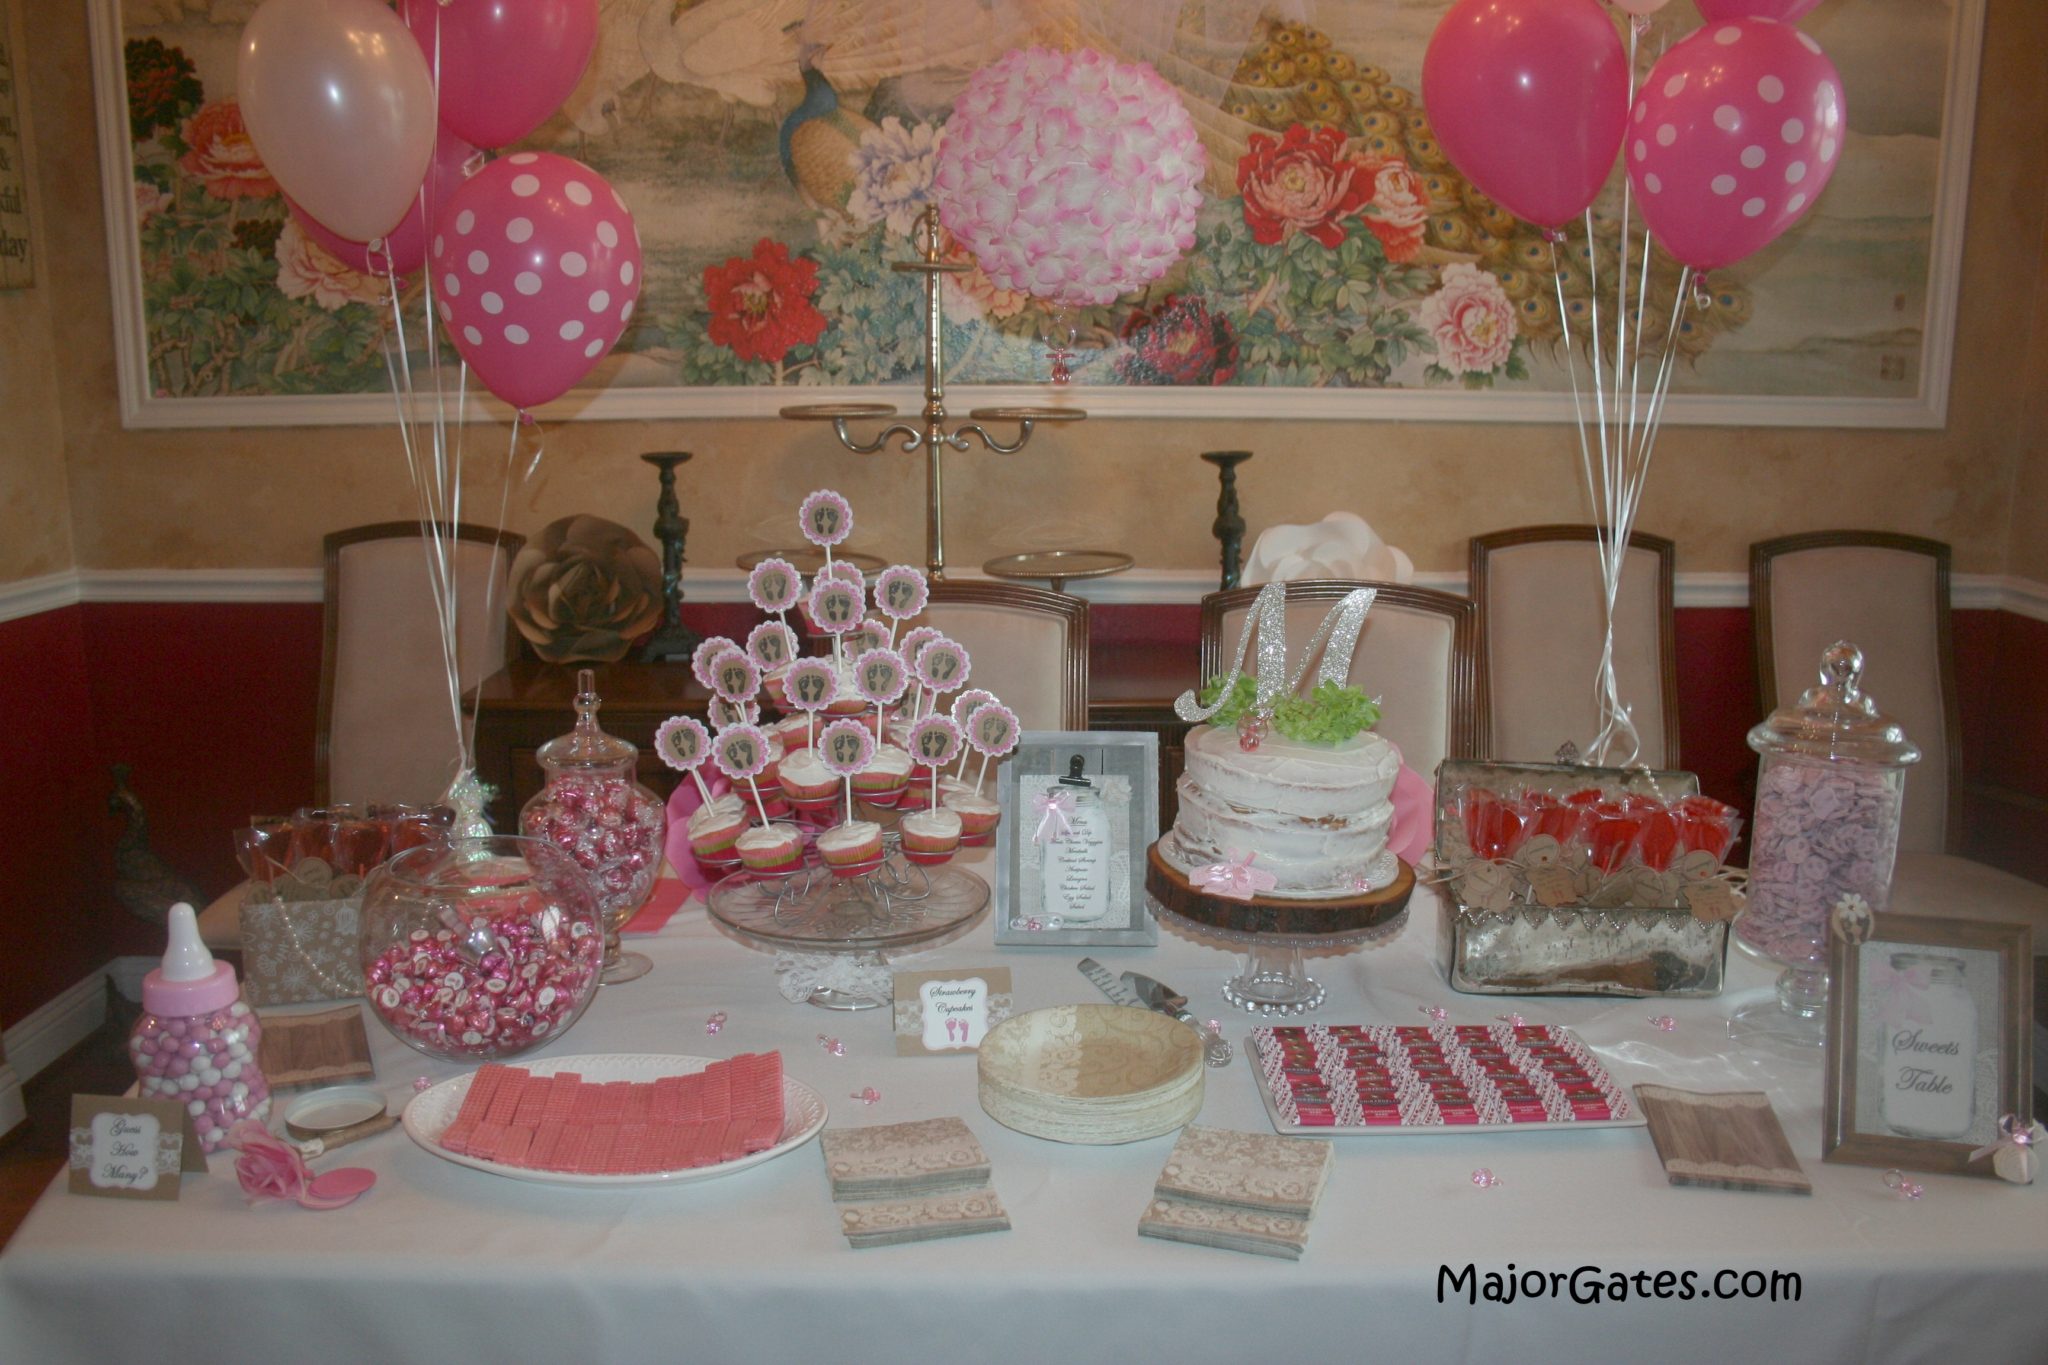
[
  {"left": 1420, "top": 263, "right": 1517, "bottom": 376},
  {"left": 273, "top": 221, "right": 385, "bottom": 311},
  {"left": 1361, "top": 158, "right": 1430, "bottom": 264},
  {"left": 178, "top": 100, "right": 278, "bottom": 201},
  {"left": 935, "top": 47, "right": 1205, "bottom": 309},
  {"left": 1238, "top": 124, "right": 1371, "bottom": 249}
]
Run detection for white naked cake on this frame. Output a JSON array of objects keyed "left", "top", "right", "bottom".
[{"left": 1170, "top": 723, "right": 1401, "bottom": 898}]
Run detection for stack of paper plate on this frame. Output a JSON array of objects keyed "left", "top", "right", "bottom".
[{"left": 978, "top": 1004, "right": 1205, "bottom": 1144}]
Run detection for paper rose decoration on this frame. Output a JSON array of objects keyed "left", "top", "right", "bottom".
[
  {"left": 1243, "top": 512, "right": 1414, "bottom": 587},
  {"left": 506, "top": 515, "right": 664, "bottom": 663},
  {"left": 934, "top": 47, "right": 1205, "bottom": 309}
]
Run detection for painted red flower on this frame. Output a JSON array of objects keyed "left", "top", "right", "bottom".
[
  {"left": 1116, "top": 294, "right": 1238, "bottom": 386},
  {"left": 1236, "top": 124, "right": 1372, "bottom": 249},
  {"left": 1360, "top": 157, "right": 1430, "bottom": 264},
  {"left": 702, "top": 239, "right": 828, "bottom": 366},
  {"left": 177, "top": 100, "right": 278, "bottom": 201}
]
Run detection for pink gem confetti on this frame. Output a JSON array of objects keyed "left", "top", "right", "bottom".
[
  {"left": 817, "top": 1033, "right": 846, "bottom": 1057},
  {"left": 1649, "top": 1014, "right": 1678, "bottom": 1033},
  {"left": 1471, "top": 1168, "right": 1501, "bottom": 1189},
  {"left": 1882, "top": 1169, "right": 1924, "bottom": 1200},
  {"left": 1494, "top": 1013, "right": 1526, "bottom": 1028},
  {"left": 412, "top": 1076, "right": 434, "bottom": 1093},
  {"left": 851, "top": 1087, "right": 881, "bottom": 1105},
  {"left": 1420, "top": 1006, "right": 1449, "bottom": 1022},
  {"left": 705, "top": 1011, "right": 727, "bottom": 1035}
]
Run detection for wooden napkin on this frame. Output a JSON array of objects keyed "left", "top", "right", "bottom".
[
  {"left": 1632, "top": 1084, "right": 1811, "bottom": 1195},
  {"left": 820, "top": 1116, "right": 994, "bottom": 1201},
  {"left": 256, "top": 1005, "right": 374, "bottom": 1088},
  {"left": 1139, "top": 1125, "right": 1334, "bottom": 1260},
  {"left": 840, "top": 1189, "right": 1011, "bottom": 1248}
]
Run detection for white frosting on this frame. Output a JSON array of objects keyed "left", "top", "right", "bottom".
[
  {"left": 861, "top": 745, "right": 912, "bottom": 780},
  {"left": 942, "top": 790, "right": 999, "bottom": 818},
  {"left": 736, "top": 825, "right": 800, "bottom": 859},
  {"left": 817, "top": 820, "right": 881, "bottom": 858},
  {"left": 778, "top": 749, "right": 833, "bottom": 794},
  {"left": 901, "top": 808, "right": 962, "bottom": 844},
  {"left": 1171, "top": 724, "right": 1399, "bottom": 896},
  {"left": 686, "top": 793, "right": 746, "bottom": 838}
]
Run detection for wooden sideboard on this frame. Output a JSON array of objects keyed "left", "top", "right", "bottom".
[{"left": 469, "top": 651, "right": 1197, "bottom": 828}]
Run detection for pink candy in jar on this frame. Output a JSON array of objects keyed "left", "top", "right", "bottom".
[{"left": 129, "top": 904, "right": 270, "bottom": 1152}]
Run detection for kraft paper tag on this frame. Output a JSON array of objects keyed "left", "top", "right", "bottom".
[
  {"left": 1527, "top": 864, "right": 1580, "bottom": 909},
  {"left": 892, "top": 967, "right": 1012, "bottom": 1056},
  {"left": 68, "top": 1095, "right": 207, "bottom": 1200},
  {"left": 1683, "top": 880, "right": 1742, "bottom": 924}
]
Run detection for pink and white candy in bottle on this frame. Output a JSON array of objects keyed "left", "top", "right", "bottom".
[{"left": 128, "top": 902, "right": 269, "bottom": 1153}]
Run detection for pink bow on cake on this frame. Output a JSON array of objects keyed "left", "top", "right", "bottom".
[
  {"left": 1031, "top": 791, "right": 1075, "bottom": 845},
  {"left": 1193, "top": 851, "right": 1277, "bottom": 901}
]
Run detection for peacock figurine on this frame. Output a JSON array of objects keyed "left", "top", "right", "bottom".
[
  {"left": 110, "top": 763, "right": 200, "bottom": 926},
  {"left": 778, "top": 42, "right": 876, "bottom": 216},
  {"left": 1214, "top": 16, "right": 1750, "bottom": 362}
]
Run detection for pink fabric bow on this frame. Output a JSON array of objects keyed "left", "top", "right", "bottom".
[
  {"left": 1969, "top": 1114, "right": 2042, "bottom": 1181},
  {"left": 1031, "top": 790, "right": 1075, "bottom": 845},
  {"left": 1192, "top": 850, "right": 1277, "bottom": 901},
  {"left": 223, "top": 1121, "right": 373, "bottom": 1210},
  {"left": 663, "top": 772, "right": 734, "bottom": 903},
  {"left": 1870, "top": 961, "right": 1933, "bottom": 1027},
  {"left": 1384, "top": 744, "right": 1434, "bottom": 865}
]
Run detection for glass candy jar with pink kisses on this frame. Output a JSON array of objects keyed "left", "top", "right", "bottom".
[
  {"left": 520, "top": 670, "right": 667, "bottom": 984},
  {"left": 1732, "top": 641, "right": 1920, "bottom": 1048}
]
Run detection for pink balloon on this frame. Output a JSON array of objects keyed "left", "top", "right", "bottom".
[
  {"left": 1695, "top": 0, "right": 1826, "bottom": 24},
  {"left": 1627, "top": 20, "right": 1846, "bottom": 272},
  {"left": 401, "top": 0, "right": 599, "bottom": 150},
  {"left": 429, "top": 152, "right": 642, "bottom": 411},
  {"left": 238, "top": 0, "right": 437, "bottom": 242},
  {"left": 287, "top": 129, "right": 478, "bottom": 277},
  {"left": 1422, "top": 0, "right": 1631, "bottom": 229}
]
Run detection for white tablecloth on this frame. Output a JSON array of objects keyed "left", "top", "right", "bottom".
[{"left": 4, "top": 855, "right": 2043, "bottom": 1365}]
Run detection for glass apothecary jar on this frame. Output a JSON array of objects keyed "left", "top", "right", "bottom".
[
  {"left": 1733, "top": 641, "right": 1920, "bottom": 1046},
  {"left": 518, "top": 669, "right": 667, "bottom": 984},
  {"left": 361, "top": 835, "right": 603, "bottom": 1061}
]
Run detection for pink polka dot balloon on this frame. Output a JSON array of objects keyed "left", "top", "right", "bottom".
[
  {"left": 429, "top": 151, "right": 642, "bottom": 411},
  {"left": 1626, "top": 20, "right": 1845, "bottom": 273}
]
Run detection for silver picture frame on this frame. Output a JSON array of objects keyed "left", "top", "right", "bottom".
[{"left": 994, "top": 730, "right": 1159, "bottom": 947}]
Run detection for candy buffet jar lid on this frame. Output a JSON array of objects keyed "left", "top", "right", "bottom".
[{"left": 1747, "top": 640, "right": 1921, "bottom": 767}]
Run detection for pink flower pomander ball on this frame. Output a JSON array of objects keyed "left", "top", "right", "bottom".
[{"left": 935, "top": 47, "right": 1205, "bottom": 310}]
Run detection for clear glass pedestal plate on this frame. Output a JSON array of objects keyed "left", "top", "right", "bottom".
[
  {"left": 1149, "top": 899, "right": 1410, "bottom": 1015},
  {"left": 707, "top": 835, "right": 990, "bottom": 1010}
]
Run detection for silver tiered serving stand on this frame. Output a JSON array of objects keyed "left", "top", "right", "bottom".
[
  {"left": 707, "top": 826, "right": 989, "bottom": 1010},
  {"left": 780, "top": 203, "right": 1084, "bottom": 580}
]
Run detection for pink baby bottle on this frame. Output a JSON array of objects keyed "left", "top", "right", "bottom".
[{"left": 128, "top": 902, "right": 271, "bottom": 1153}]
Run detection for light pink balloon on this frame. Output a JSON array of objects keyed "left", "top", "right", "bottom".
[
  {"left": 1627, "top": 19, "right": 1846, "bottom": 272},
  {"left": 429, "top": 152, "right": 642, "bottom": 411},
  {"left": 401, "top": 0, "right": 599, "bottom": 150},
  {"left": 1695, "top": 0, "right": 1826, "bottom": 24},
  {"left": 238, "top": 0, "right": 437, "bottom": 242},
  {"left": 1422, "top": 0, "right": 1631, "bottom": 229},
  {"left": 287, "top": 129, "right": 478, "bottom": 277}
]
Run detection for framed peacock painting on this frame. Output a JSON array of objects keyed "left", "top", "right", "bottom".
[{"left": 94, "top": 0, "right": 1980, "bottom": 429}]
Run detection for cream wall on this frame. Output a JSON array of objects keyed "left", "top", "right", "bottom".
[
  {"left": 14, "top": 0, "right": 2047, "bottom": 586},
  {"left": 0, "top": 0, "right": 73, "bottom": 585}
]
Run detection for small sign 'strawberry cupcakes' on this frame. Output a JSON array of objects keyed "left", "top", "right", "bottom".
[
  {"left": 899, "top": 807, "right": 962, "bottom": 866},
  {"left": 852, "top": 744, "right": 913, "bottom": 808},
  {"left": 818, "top": 820, "right": 884, "bottom": 877},
  {"left": 778, "top": 748, "right": 839, "bottom": 813},
  {"left": 737, "top": 822, "right": 805, "bottom": 874},
  {"left": 943, "top": 789, "right": 1002, "bottom": 846},
  {"left": 687, "top": 794, "right": 748, "bottom": 867}
]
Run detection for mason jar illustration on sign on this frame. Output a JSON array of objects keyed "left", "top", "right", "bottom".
[
  {"left": 1023, "top": 753, "right": 1130, "bottom": 926},
  {"left": 1878, "top": 952, "right": 1977, "bottom": 1140}
]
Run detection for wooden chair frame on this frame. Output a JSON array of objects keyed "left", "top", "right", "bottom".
[
  {"left": 924, "top": 580, "right": 1091, "bottom": 730},
  {"left": 1468, "top": 524, "right": 1680, "bottom": 765},
  {"left": 1197, "top": 579, "right": 1486, "bottom": 761},
  {"left": 314, "top": 521, "right": 526, "bottom": 805},
  {"left": 1750, "top": 529, "right": 1964, "bottom": 853}
]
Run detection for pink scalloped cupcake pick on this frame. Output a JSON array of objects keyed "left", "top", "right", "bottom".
[
  {"left": 747, "top": 557, "right": 803, "bottom": 621},
  {"left": 712, "top": 722, "right": 775, "bottom": 825},
  {"left": 908, "top": 713, "right": 963, "bottom": 809},
  {"left": 817, "top": 717, "right": 877, "bottom": 825},
  {"left": 746, "top": 621, "right": 797, "bottom": 675},
  {"left": 654, "top": 714, "right": 715, "bottom": 805},
  {"left": 708, "top": 647, "right": 761, "bottom": 706},
  {"left": 691, "top": 636, "right": 741, "bottom": 690},
  {"left": 966, "top": 701, "right": 1018, "bottom": 794},
  {"left": 798, "top": 490, "right": 852, "bottom": 570},
  {"left": 874, "top": 565, "right": 929, "bottom": 646},
  {"left": 784, "top": 657, "right": 839, "bottom": 749}
]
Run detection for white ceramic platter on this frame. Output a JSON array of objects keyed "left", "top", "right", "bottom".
[{"left": 404, "top": 1053, "right": 828, "bottom": 1186}]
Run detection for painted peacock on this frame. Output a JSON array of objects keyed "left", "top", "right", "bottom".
[
  {"left": 1210, "top": 16, "right": 1750, "bottom": 360},
  {"left": 778, "top": 43, "right": 878, "bottom": 216}
]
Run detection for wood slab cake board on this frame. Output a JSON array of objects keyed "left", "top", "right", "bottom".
[{"left": 1145, "top": 842, "right": 1413, "bottom": 936}]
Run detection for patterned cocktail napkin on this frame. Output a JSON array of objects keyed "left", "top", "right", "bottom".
[
  {"left": 824, "top": 1117, "right": 1009, "bottom": 1248},
  {"left": 1138, "top": 1124, "right": 1333, "bottom": 1260}
]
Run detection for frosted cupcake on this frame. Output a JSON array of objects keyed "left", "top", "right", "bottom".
[
  {"left": 942, "top": 789, "right": 1001, "bottom": 845},
  {"left": 687, "top": 794, "right": 748, "bottom": 866},
  {"left": 899, "top": 808, "right": 962, "bottom": 866},
  {"left": 818, "top": 820, "right": 883, "bottom": 876},
  {"left": 852, "top": 745, "right": 913, "bottom": 808},
  {"left": 737, "top": 822, "right": 805, "bottom": 874},
  {"left": 768, "top": 714, "right": 812, "bottom": 752},
  {"left": 778, "top": 748, "right": 838, "bottom": 813}
]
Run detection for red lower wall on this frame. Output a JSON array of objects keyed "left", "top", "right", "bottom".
[{"left": 3, "top": 595, "right": 2041, "bottom": 1028}]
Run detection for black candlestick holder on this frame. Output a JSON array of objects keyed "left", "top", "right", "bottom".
[
  {"left": 1202, "top": 451, "right": 1252, "bottom": 590},
  {"left": 640, "top": 451, "right": 702, "bottom": 663}
]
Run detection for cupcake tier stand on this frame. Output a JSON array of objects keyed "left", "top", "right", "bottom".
[{"left": 1145, "top": 841, "right": 1413, "bottom": 1016}]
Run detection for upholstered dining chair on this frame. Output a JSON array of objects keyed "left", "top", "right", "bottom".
[
  {"left": 1199, "top": 580, "right": 1484, "bottom": 783},
  {"left": 316, "top": 521, "right": 526, "bottom": 808},
  {"left": 914, "top": 580, "right": 1090, "bottom": 731},
  {"left": 1470, "top": 525, "right": 1679, "bottom": 769},
  {"left": 1752, "top": 531, "right": 2048, "bottom": 946}
]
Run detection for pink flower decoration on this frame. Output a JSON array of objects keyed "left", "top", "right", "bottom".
[
  {"left": 934, "top": 47, "right": 1205, "bottom": 308},
  {"left": 224, "top": 1121, "right": 373, "bottom": 1210},
  {"left": 1192, "top": 851, "right": 1278, "bottom": 901}
]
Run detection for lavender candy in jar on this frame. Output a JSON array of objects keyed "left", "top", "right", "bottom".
[
  {"left": 1732, "top": 641, "right": 1919, "bottom": 1047},
  {"left": 129, "top": 903, "right": 270, "bottom": 1153},
  {"left": 518, "top": 669, "right": 666, "bottom": 986}
]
